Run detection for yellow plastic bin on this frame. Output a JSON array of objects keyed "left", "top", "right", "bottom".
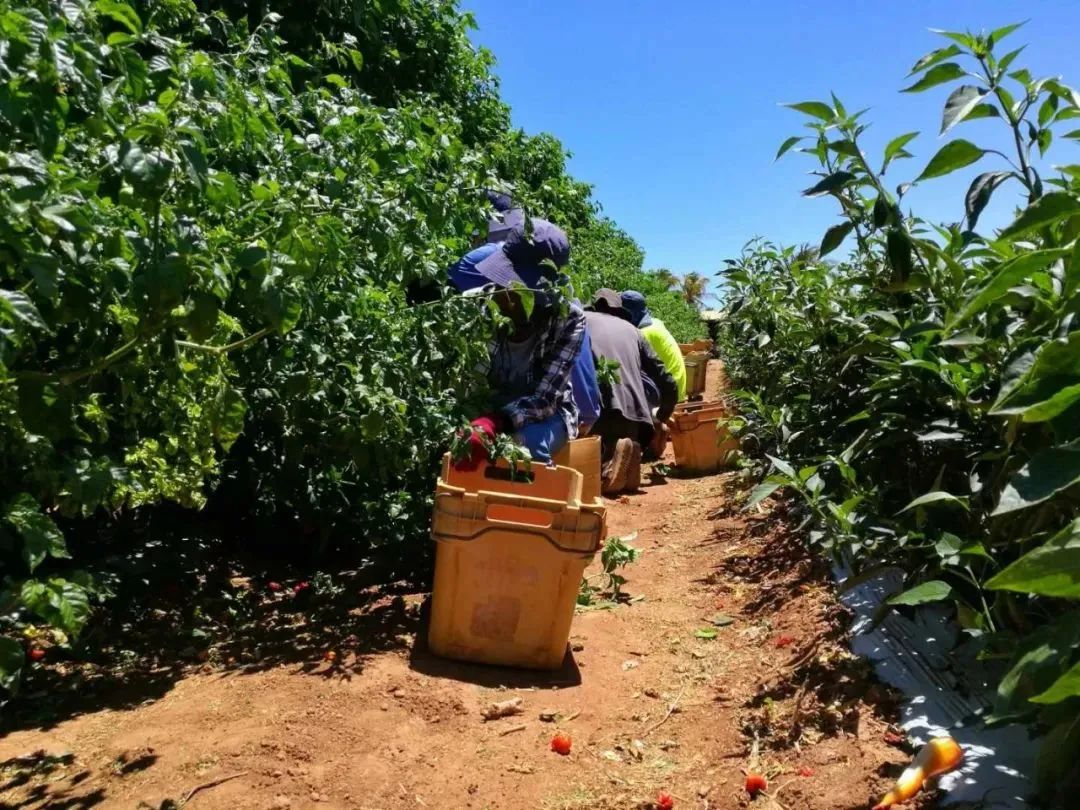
[
  {"left": 678, "top": 339, "right": 713, "bottom": 356},
  {"left": 429, "top": 456, "right": 605, "bottom": 669},
  {"left": 553, "top": 436, "right": 603, "bottom": 505},
  {"left": 670, "top": 401, "right": 739, "bottom": 474},
  {"left": 683, "top": 351, "right": 709, "bottom": 399}
]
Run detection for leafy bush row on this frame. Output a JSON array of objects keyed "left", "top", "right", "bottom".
[
  {"left": 718, "top": 26, "right": 1080, "bottom": 804},
  {"left": 0, "top": 0, "right": 704, "bottom": 695},
  {"left": 570, "top": 218, "right": 705, "bottom": 343}
]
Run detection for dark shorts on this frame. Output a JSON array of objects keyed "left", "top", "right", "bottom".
[{"left": 590, "top": 410, "right": 654, "bottom": 459}]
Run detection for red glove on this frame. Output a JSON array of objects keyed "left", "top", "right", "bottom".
[{"left": 453, "top": 414, "right": 501, "bottom": 471}]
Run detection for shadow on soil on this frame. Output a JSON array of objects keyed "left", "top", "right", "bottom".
[
  {"left": 3, "top": 527, "right": 429, "bottom": 736},
  {"left": 0, "top": 751, "right": 105, "bottom": 810},
  {"left": 705, "top": 496, "right": 904, "bottom": 754}
]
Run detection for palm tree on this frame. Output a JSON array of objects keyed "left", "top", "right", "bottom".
[
  {"left": 651, "top": 268, "right": 680, "bottom": 291},
  {"left": 792, "top": 243, "right": 821, "bottom": 266},
  {"left": 681, "top": 272, "right": 708, "bottom": 308}
]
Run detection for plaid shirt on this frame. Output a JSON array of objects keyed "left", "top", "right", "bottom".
[{"left": 480, "top": 301, "right": 585, "bottom": 437}]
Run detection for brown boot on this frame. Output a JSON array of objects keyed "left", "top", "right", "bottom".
[
  {"left": 624, "top": 441, "right": 643, "bottom": 492},
  {"left": 601, "top": 438, "right": 634, "bottom": 496}
]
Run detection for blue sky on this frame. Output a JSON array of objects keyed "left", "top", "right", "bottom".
[{"left": 462, "top": 0, "right": 1080, "bottom": 292}]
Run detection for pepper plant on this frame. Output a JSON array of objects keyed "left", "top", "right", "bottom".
[{"left": 720, "top": 24, "right": 1080, "bottom": 803}]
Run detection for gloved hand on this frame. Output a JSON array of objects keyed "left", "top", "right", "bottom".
[{"left": 453, "top": 413, "right": 502, "bottom": 471}]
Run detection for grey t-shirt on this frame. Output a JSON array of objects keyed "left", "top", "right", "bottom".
[{"left": 585, "top": 311, "right": 677, "bottom": 426}]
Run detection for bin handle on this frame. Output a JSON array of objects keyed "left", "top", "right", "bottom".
[{"left": 485, "top": 502, "right": 554, "bottom": 528}]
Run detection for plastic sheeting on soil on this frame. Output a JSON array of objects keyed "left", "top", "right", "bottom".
[{"left": 837, "top": 565, "right": 1036, "bottom": 809}]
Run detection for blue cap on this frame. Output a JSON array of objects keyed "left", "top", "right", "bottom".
[
  {"left": 448, "top": 242, "right": 500, "bottom": 292},
  {"left": 487, "top": 207, "right": 524, "bottom": 243},
  {"left": 620, "top": 290, "right": 653, "bottom": 327},
  {"left": 484, "top": 189, "right": 514, "bottom": 212},
  {"left": 483, "top": 189, "right": 524, "bottom": 243},
  {"left": 474, "top": 217, "right": 570, "bottom": 290}
]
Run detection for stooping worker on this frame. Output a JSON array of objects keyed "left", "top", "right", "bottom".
[
  {"left": 584, "top": 290, "right": 678, "bottom": 495},
  {"left": 447, "top": 196, "right": 600, "bottom": 441},
  {"left": 620, "top": 290, "right": 687, "bottom": 402},
  {"left": 452, "top": 217, "right": 588, "bottom": 469}
]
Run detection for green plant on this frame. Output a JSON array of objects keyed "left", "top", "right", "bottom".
[
  {"left": 719, "top": 24, "right": 1080, "bottom": 804},
  {"left": 568, "top": 219, "right": 705, "bottom": 343},
  {"left": 593, "top": 356, "right": 622, "bottom": 387},
  {"left": 577, "top": 532, "right": 640, "bottom": 608},
  {"left": 0, "top": 0, "right": 647, "bottom": 697}
]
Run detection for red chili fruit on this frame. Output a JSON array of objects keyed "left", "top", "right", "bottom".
[
  {"left": 293, "top": 581, "right": 311, "bottom": 595},
  {"left": 28, "top": 648, "right": 46, "bottom": 662},
  {"left": 883, "top": 731, "right": 905, "bottom": 745},
  {"left": 550, "top": 733, "right": 572, "bottom": 756},
  {"left": 798, "top": 766, "right": 815, "bottom": 777},
  {"left": 267, "top": 581, "right": 283, "bottom": 592},
  {"left": 656, "top": 791, "right": 675, "bottom": 809},
  {"left": 745, "top": 772, "right": 767, "bottom": 796},
  {"left": 774, "top": 634, "right": 796, "bottom": 648}
]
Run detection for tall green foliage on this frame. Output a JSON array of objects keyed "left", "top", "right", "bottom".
[
  {"left": 0, "top": 0, "right": 645, "bottom": 694},
  {"left": 720, "top": 26, "right": 1080, "bottom": 804},
  {"left": 570, "top": 219, "right": 705, "bottom": 342}
]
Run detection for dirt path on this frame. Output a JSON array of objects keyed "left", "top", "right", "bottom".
[{"left": 1, "top": 365, "right": 912, "bottom": 810}]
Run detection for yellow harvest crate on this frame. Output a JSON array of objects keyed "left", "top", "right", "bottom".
[
  {"left": 429, "top": 456, "right": 605, "bottom": 670},
  {"left": 670, "top": 401, "right": 739, "bottom": 474},
  {"left": 678, "top": 339, "right": 713, "bottom": 356},
  {"left": 553, "top": 435, "right": 603, "bottom": 505},
  {"left": 683, "top": 351, "right": 709, "bottom": 399}
]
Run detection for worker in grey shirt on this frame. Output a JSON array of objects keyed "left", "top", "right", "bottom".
[{"left": 584, "top": 289, "right": 678, "bottom": 494}]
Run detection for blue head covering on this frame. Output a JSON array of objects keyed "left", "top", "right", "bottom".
[
  {"left": 448, "top": 242, "right": 500, "bottom": 292},
  {"left": 620, "top": 290, "right": 653, "bottom": 328},
  {"left": 474, "top": 218, "right": 569, "bottom": 290}
]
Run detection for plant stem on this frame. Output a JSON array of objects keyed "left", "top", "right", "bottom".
[
  {"left": 175, "top": 326, "right": 274, "bottom": 355},
  {"left": 58, "top": 337, "right": 143, "bottom": 385},
  {"left": 979, "top": 55, "right": 1038, "bottom": 203}
]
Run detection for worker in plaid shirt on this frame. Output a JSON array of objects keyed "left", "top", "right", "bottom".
[{"left": 454, "top": 217, "right": 585, "bottom": 467}]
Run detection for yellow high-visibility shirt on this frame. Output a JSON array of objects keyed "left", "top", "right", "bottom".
[{"left": 641, "top": 319, "right": 687, "bottom": 401}]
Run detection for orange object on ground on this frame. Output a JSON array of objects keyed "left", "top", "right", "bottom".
[
  {"left": 656, "top": 791, "right": 674, "bottom": 809},
  {"left": 429, "top": 456, "right": 605, "bottom": 670},
  {"left": 669, "top": 401, "right": 739, "bottom": 474},
  {"left": 872, "top": 737, "right": 963, "bottom": 809},
  {"left": 745, "top": 772, "right": 767, "bottom": 796},
  {"left": 551, "top": 733, "right": 572, "bottom": 755}
]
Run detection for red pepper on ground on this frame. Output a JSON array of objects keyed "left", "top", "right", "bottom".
[
  {"left": 656, "top": 791, "right": 674, "bottom": 809},
  {"left": 550, "top": 733, "right": 572, "bottom": 756},
  {"left": 745, "top": 772, "right": 767, "bottom": 796}
]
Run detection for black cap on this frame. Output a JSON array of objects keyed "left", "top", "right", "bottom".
[{"left": 587, "top": 288, "right": 630, "bottom": 319}]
